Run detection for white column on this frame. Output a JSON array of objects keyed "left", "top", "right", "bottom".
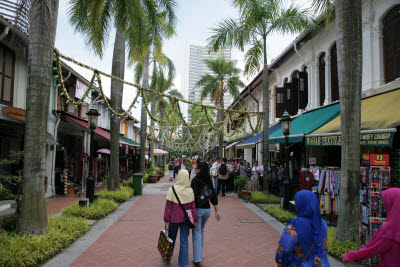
[
  {"left": 271, "top": 89, "right": 276, "bottom": 122},
  {"left": 375, "top": 26, "right": 385, "bottom": 87},
  {"left": 306, "top": 64, "right": 312, "bottom": 110},
  {"left": 313, "top": 62, "right": 320, "bottom": 108},
  {"left": 324, "top": 53, "right": 332, "bottom": 105}
]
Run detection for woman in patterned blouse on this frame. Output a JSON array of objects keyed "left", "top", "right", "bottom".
[{"left": 275, "top": 190, "right": 330, "bottom": 267}]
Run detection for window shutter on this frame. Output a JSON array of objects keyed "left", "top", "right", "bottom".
[
  {"left": 275, "top": 87, "right": 285, "bottom": 118},
  {"left": 330, "top": 44, "right": 339, "bottom": 101},
  {"left": 291, "top": 78, "right": 299, "bottom": 115},
  {"left": 383, "top": 6, "right": 400, "bottom": 83},
  {"left": 284, "top": 82, "right": 292, "bottom": 114},
  {"left": 299, "top": 72, "right": 308, "bottom": 109}
]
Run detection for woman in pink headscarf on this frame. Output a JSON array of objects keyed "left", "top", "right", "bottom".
[{"left": 343, "top": 188, "right": 400, "bottom": 267}]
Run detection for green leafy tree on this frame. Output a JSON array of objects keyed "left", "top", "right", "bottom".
[
  {"left": 208, "top": 0, "right": 310, "bottom": 192},
  {"left": 19, "top": 0, "right": 60, "bottom": 235},
  {"left": 196, "top": 57, "right": 244, "bottom": 157},
  {"left": 68, "top": 0, "right": 176, "bottom": 188}
]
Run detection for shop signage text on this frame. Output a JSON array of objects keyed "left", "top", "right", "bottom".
[
  {"left": 305, "top": 132, "right": 394, "bottom": 147},
  {"left": 75, "top": 79, "right": 91, "bottom": 104},
  {"left": 369, "top": 154, "right": 390, "bottom": 166}
]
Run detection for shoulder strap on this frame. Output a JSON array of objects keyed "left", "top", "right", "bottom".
[
  {"left": 172, "top": 186, "right": 187, "bottom": 213},
  {"left": 301, "top": 240, "right": 316, "bottom": 262}
]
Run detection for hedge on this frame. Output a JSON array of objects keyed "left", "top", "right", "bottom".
[
  {"left": 249, "top": 191, "right": 280, "bottom": 204},
  {"left": 327, "top": 227, "right": 361, "bottom": 258},
  {"left": 264, "top": 205, "right": 296, "bottom": 224},
  {"left": 122, "top": 178, "right": 134, "bottom": 189},
  {"left": 62, "top": 198, "right": 117, "bottom": 220},
  {"left": 96, "top": 187, "right": 134, "bottom": 203},
  {"left": 0, "top": 216, "right": 89, "bottom": 267}
]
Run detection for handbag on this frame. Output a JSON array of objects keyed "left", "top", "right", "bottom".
[
  {"left": 172, "top": 187, "right": 196, "bottom": 229},
  {"left": 196, "top": 179, "right": 213, "bottom": 206},
  {"left": 158, "top": 230, "right": 174, "bottom": 262}
]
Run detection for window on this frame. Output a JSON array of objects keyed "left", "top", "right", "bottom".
[
  {"left": 287, "top": 88, "right": 291, "bottom": 100},
  {"left": 277, "top": 93, "right": 283, "bottom": 104},
  {"left": 330, "top": 43, "right": 339, "bottom": 102},
  {"left": 319, "top": 53, "right": 326, "bottom": 106},
  {"left": 0, "top": 45, "right": 15, "bottom": 106},
  {"left": 383, "top": 5, "right": 400, "bottom": 83}
]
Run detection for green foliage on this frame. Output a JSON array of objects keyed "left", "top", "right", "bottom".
[
  {"left": 143, "top": 173, "right": 149, "bottom": 183},
  {"left": 145, "top": 168, "right": 158, "bottom": 175},
  {"left": 264, "top": 205, "right": 296, "bottom": 224},
  {"left": 234, "top": 175, "right": 250, "bottom": 190},
  {"left": 0, "top": 185, "right": 13, "bottom": 200},
  {"left": 62, "top": 198, "right": 117, "bottom": 220},
  {"left": 96, "top": 187, "right": 134, "bottom": 203},
  {"left": 249, "top": 191, "right": 280, "bottom": 204},
  {"left": 0, "top": 216, "right": 89, "bottom": 267},
  {"left": 185, "top": 159, "right": 193, "bottom": 171},
  {"left": 327, "top": 227, "right": 361, "bottom": 258},
  {"left": 122, "top": 178, "right": 134, "bottom": 189},
  {"left": 0, "top": 213, "right": 18, "bottom": 232},
  {"left": 164, "top": 165, "right": 169, "bottom": 171}
]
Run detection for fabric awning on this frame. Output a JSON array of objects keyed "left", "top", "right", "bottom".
[
  {"left": 119, "top": 135, "right": 140, "bottom": 147},
  {"left": 66, "top": 115, "right": 128, "bottom": 145},
  {"left": 225, "top": 140, "right": 241, "bottom": 149},
  {"left": 269, "top": 103, "right": 341, "bottom": 144},
  {"left": 306, "top": 89, "right": 400, "bottom": 147},
  {"left": 236, "top": 123, "right": 282, "bottom": 147}
]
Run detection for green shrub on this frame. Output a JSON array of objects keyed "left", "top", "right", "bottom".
[
  {"left": 145, "top": 168, "right": 157, "bottom": 175},
  {"left": 164, "top": 165, "right": 169, "bottom": 171},
  {"left": 97, "top": 187, "right": 134, "bottom": 203},
  {"left": 264, "top": 205, "right": 296, "bottom": 224},
  {"left": 0, "top": 213, "right": 18, "bottom": 232},
  {"left": 143, "top": 173, "right": 149, "bottom": 183},
  {"left": 327, "top": 227, "right": 361, "bottom": 258},
  {"left": 0, "top": 216, "right": 88, "bottom": 267},
  {"left": 185, "top": 159, "right": 193, "bottom": 171},
  {"left": 234, "top": 175, "right": 250, "bottom": 190},
  {"left": 249, "top": 191, "right": 280, "bottom": 204},
  {"left": 122, "top": 178, "right": 134, "bottom": 189},
  {"left": 62, "top": 198, "right": 117, "bottom": 220},
  {"left": 0, "top": 185, "right": 13, "bottom": 200}
]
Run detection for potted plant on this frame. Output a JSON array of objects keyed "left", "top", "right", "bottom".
[
  {"left": 234, "top": 175, "right": 250, "bottom": 198},
  {"left": 147, "top": 169, "right": 159, "bottom": 183}
]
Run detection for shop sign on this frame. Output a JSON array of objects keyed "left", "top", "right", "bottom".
[
  {"left": 309, "top": 157, "right": 316, "bottom": 165},
  {"left": 1, "top": 107, "right": 25, "bottom": 121},
  {"left": 75, "top": 79, "right": 91, "bottom": 104},
  {"left": 305, "top": 132, "right": 394, "bottom": 147},
  {"left": 369, "top": 154, "right": 389, "bottom": 166}
]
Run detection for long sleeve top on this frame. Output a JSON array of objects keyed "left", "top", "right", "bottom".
[
  {"left": 343, "top": 235, "right": 400, "bottom": 267},
  {"left": 191, "top": 176, "right": 218, "bottom": 209},
  {"left": 299, "top": 172, "right": 315, "bottom": 191},
  {"left": 275, "top": 224, "right": 329, "bottom": 267},
  {"left": 163, "top": 200, "right": 198, "bottom": 224}
]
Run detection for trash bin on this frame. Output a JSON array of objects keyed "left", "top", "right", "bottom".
[{"left": 132, "top": 173, "right": 144, "bottom": 195}]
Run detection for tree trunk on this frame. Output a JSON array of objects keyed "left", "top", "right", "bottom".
[
  {"left": 160, "top": 103, "right": 166, "bottom": 166},
  {"left": 108, "top": 25, "right": 125, "bottom": 191},
  {"left": 139, "top": 55, "right": 150, "bottom": 173},
  {"left": 335, "top": 0, "right": 362, "bottom": 241},
  {"left": 19, "top": 0, "right": 60, "bottom": 235},
  {"left": 149, "top": 94, "right": 156, "bottom": 169},
  {"left": 218, "top": 94, "right": 224, "bottom": 158},
  {"left": 262, "top": 36, "right": 270, "bottom": 193}
]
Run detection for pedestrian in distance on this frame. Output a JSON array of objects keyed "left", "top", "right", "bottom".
[
  {"left": 276, "top": 190, "right": 330, "bottom": 267},
  {"left": 164, "top": 169, "right": 198, "bottom": 267},
  {"left": 343, "top": 188, "right": 400, "bottom": 267},
  {"left": 168, "top": 158, "right": 175, "bottom": 181},
  {"left": 251, "top": 161, "right": 260, "bottom": 191},
  {"left": 210, "top": 158, "right": 220, "bottom": 193},
  {"left": 191, "top": 162, "right": 220, "bottom": 265},
  {"left": 217, "top": 158, "right": 229, "bottom": 196}
]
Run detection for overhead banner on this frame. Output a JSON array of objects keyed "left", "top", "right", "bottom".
[
  {"left": 75, "top": 79, "right": 91, "bottom": 104},
  {"left": 305, "top": 132, "right": 395, "bottom": 147}
]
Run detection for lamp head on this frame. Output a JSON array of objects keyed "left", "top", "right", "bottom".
[
  {"left": 87, "top": 104, "right": 100, "bottom": 129},
  {"left": 280, "top": 111, "right": 292, "bottom": 135}
]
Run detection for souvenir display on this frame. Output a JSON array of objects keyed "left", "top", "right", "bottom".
[
  {"left": 380, "top": 167, "right": 391, "bottom": 189},
  {"left": 368, "top": 192, "right": 380, "bottom": 215},
  {"left": 370, "top": 166, "right": 380, "bottom": 188}
]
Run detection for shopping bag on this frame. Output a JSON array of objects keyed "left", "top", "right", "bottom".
[{"left": 158, "top": 230, "right": 174, "bottom": 262}]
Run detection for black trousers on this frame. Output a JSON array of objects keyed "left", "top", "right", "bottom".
[
  {"left": 217, "top": 179, "right": 227, "bottom": 196},
  {"left": 258, "top": 176, "right": 264, "bottom": 190}
]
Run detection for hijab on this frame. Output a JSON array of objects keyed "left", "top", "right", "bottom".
[
  {"left": 166, "top": 169, "right": 194, "bottom": 204},
  {"left": 374, "top": 188, "right": 400, "bottom": 244},
  {"left": 290, "top": 190, "right": 327, "bottom": 259}
]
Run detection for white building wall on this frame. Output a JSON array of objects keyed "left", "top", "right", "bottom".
[
  {"left": 13, "top": 52, "right": 28, "bottom": 109},
  {"left": 244, "top": 147, "right": 252, "bottom": 164}
]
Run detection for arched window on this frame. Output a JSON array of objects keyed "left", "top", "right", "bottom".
[
  {"left": 330, "top": 44, "right": 339, "bottom": 101},
  {"left": 290, "top": 70, "right": 299, "bottom": 115},
  {"left": 319, "top": 53, "right": 326, "bottom": 106},
  {"left": 299, "top": 66, "right": 308, "bottom": 109},
  {"left": 383, "top": 5, "right": 400, "bottom": 83}
]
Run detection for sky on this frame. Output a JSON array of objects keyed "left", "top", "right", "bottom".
[{"left": 55, "top": 0, "right": 311, "bottom": 120}]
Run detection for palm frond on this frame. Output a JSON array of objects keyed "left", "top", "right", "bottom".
[
  {"left": 268, "top": 5, "right": 311, "bottom": 36},
  {"left": 243, "top": 39, "right": 263, "bottom": 76}
]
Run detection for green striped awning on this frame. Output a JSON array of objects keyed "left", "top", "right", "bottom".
[{"left": 119, "top": 135, "right": 140, "bottom": 146}]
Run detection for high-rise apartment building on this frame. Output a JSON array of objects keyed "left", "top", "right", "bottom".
[{"left": 183, "top": 41, "right": 232, "bottom": 122}]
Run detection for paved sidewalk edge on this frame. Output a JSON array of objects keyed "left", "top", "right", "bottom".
[
  {"left": 42, "top": 195, "right": 142, "bottom": 267},
  {"left": 237, "top": 197, "right": 348, "bottom": 267}
]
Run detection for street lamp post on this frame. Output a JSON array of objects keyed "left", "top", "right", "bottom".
[
  {"left": 279, "top": 111, "right": 292, "bottom": 209},
  {"left": 86, "top": 105, "right": 100, "bottom": 204}
]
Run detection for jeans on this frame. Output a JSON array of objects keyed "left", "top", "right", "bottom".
[
  {"left": 192, "top": 208, "right": 211, "bottom": 263},
  {"left": 213, "top": 177, "right": 218, "bottom": 193},
  {"left": 217, "top": 179, "right": 227, "bottom": 196},
  {"left": 168, "top": 222, "right": 190, "bottom": 267}
]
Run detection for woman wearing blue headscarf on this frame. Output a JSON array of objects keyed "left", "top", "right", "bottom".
[{"left": 275, "top": 190, "right": 330, "bottom": 267}]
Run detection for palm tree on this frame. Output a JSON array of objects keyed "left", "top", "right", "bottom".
[
  {"left": 18, "top": 0, "right": 60, "bottom": 235},
  {"left": 334, "top": 0, "right": 362, "bottom": 242},
  {"left": 68, "top": 0, "right": 176, "bottom": 188},
  {"left": 196, "top": 57, "right": 244, "bottom": 158},
  {"left": 208, "top": 0, "right": 310, "bottom": 192},
  {"left": 311, "top": 0, "right": 362, "bottom": 243},
  {"left": 189, "top": 102, "right": 215, "bottom": 157}
]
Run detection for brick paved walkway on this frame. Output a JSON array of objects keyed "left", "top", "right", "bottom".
[{"left": 71, "top": 186, "right": 281, "bottom": 266}]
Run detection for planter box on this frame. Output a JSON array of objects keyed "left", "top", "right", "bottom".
[
  {"left": 67, "top": 186, "right": 75, "bottom": 196},
  {"left": 237, "top": 191, "right": 243, "bottom": 198},
  {"left": 159, "top": 171, "right": 165, "bottom": 177},
  {"left": 241, "top": 190, "right": 251, "bottom": 201},
  {"left": 148, "top": 175, "right": 159, "bottom": 183}
]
